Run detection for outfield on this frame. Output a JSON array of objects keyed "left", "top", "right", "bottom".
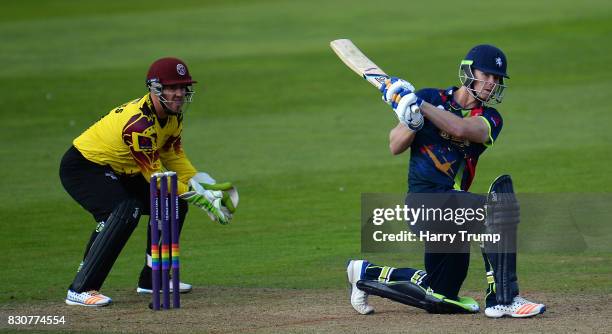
[{"left": 1, "top": 0, "right": 611, "bottom": 332}]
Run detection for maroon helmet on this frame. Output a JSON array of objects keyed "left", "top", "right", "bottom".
[{"left": 146, "top": 57, "right": 197, "bottom": 86}]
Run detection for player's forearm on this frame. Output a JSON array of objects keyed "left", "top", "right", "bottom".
[
  {"left": 419, "top": 102, "right": 465, "bottom": 137},
  {"left": 419, "top": 102, "right": 488, "bottom": 143},
  {"left": 389, "top": 123, "right": 415, "bottom": 155}
]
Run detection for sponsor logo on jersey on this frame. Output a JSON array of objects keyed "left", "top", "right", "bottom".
[{"left": 440, "top": 131, "right": 470, "bottom": 148}]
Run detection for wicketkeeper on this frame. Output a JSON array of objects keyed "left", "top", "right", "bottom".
[
  {"left": 59, "top": 57, "right": 238, "bottom": 307},
  {"left": 347, "top": 45, "right": 546, "bottom": 318}
]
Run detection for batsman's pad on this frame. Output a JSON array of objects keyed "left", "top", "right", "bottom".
[
  {"left": 486, "top": 175, "right": 520, "bottom": 229},
  {"left": 72, "top": 199, "right": 141, "bottom": 292},
  {"left": 485, "top": 174, "right": 519, "bottom": 305},
  {"left": 356, "top": 280, "right": 479, "bottom": 314}
]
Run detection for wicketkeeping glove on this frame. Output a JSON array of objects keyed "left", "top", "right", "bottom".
[
  {"left": 183, "top": 172, "right": 240, "bottom": 225},
  {"left": 180, "top": 180, "right": 229, "bottom": 224}
]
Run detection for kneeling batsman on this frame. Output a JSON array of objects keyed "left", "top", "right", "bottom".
[
  {"left": 181, "top": 172, "right": 239, "bottom": 225},
  {"left": 347, "top": 77, "right": 545, "bottom": 318},
  {"left": 345, "top": 78, "right": 481, "bottom": 315}
]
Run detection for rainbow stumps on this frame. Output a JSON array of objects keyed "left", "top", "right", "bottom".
[{"left": 150, "top": 171, "right": 180, "bottom": 310}]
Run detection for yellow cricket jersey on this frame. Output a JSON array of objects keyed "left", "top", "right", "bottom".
[{"left": 73, "top": 94, "right": 196, "bottom": 194}]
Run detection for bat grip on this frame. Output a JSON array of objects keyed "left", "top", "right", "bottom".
[{"left": 410, "top": 104, "right": 421, "bottom": 114}]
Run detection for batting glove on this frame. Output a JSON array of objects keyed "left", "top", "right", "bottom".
[
  {"left": 380, "top": 77, "right": 415, "bottom": 108},
  {"left": 395, "top": 90, "right": 424, "bottom": 131}
]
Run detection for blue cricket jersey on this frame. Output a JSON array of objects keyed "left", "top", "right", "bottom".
[{"left": 408, "top": 87, "right": 503, "bottom": 193}]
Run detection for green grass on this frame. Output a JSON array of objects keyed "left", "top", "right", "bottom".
[{"left": 1, "top": 0, "right": 611, "bottom": 303}]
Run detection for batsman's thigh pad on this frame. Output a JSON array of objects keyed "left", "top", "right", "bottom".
[
  {"left": 72, "top": 199, "right": 142, "bottom": 292},
  {"left": 356, "top": 280, "right": 478, "bottom": 314}
]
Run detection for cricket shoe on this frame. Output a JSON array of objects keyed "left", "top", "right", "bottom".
[
  {"left": 485, "top": 295, "right": 546, "bottom": 318},
  {"left": 347, "top": 260, "right": 374, "bottom": 315},
  {"left": 136, "top": 280, "right": 192, "bottom": 294},
  {"left": 65, "top": 290, "right": 112, "bottom": 307}
]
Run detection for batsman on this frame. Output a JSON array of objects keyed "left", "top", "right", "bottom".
[
  {"left": 59, "top": 57, "right": 238, "bottom": 307},
  {"left": 347, "top": 45, "right": 546, "bottom": 318}
]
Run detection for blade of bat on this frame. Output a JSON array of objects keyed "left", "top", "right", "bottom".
[
  {"left": 330, "top": 38, "right": 420, "bottom": 114},
  {"left": 330, "top": 39, "right": 389, "bottom": 90}
]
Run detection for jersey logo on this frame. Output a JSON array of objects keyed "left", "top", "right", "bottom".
[
  {"left": 132, "top": 133, "right": 155, "bottom": 152},
  {"left": 422, "top": 146, "right": 455, "bottom": 177},
  {"left": 490, "top": 114, "right": 501, "bottom": 127},
  {"left": 440, "top": 130, "right": 470, "bottom": 148},
  {"left": 123, "top": 114, "right": 157, "bottom": 152}
]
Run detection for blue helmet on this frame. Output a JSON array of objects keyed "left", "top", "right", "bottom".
[
  {"left": 465, "top": 44, "right": 509, "bottom": 78},
  {"left": 459, "top": 44, "right": 509, "bottom": 104}
]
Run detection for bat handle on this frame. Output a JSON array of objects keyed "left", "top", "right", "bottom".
[{"left": 410, "top": 104, "right": 421, "bottom": 114}]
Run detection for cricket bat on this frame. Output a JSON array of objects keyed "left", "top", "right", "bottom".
[
  {"left": 329, "top": 39, "right": 389, "bottom": 90},
  {"left": 330, "top": 39, "right": 420, "bottom": 113}
]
